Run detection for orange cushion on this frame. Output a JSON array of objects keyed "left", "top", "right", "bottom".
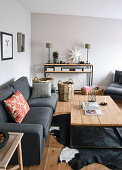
[{"left": 4, "top": 90, "right": 30, "bottom": 123}]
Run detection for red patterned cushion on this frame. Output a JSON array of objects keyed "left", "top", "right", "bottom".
[{"left": 4, "top": 90, "right": 30, "bottom": 123}]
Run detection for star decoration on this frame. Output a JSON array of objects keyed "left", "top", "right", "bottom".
[{"left": 68, "top": 47, "right": 83, "bottom": 63}]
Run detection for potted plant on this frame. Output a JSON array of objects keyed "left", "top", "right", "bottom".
[{"left": 53, "top": 51, "right": 59, "bottom": 64}]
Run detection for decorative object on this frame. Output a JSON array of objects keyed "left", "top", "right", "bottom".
[
  {"left": 46, "top": 43, "right": 52, "bottom": 63},
  {"left": 68, "top": 47, "right": 83, "bottom": 63},
  {"left": 85, "top": 44, "right": 91, "bottom": 64},
  {"left": 4, "top": 90, "right": 30, "bottom": 123},
  {"left": 0, "top": 130, "right": 9, "bottom": 149},
  {"left": 17, "top": 32, "right": 25, "bottom": 52},
  {"left": 58, "top": 79, "right": 74, "bottom": 102},
  {"left": 1, "top": 32, "right": 13, "bottom": 60},
  {"left": 53, "top": 51, "right": 59, "bottom": 64},
  {"left": 88, "top": 90, "right": 96, "bottom": 102},
  {"left": 80, "top": 61, "right": 85, "bottom": 64},
  {"left": 31, "top": 82, "right": 51, "bottom": 98}
]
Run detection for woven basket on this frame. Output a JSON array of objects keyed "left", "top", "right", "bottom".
[
  {"left": 81, "top": 86, "right": 104, "bottom": 95},
  {"left": 58, "top": 79, "right": 74, "bottom": 102},
  {"left": 33, "top": 75, "right": 54, "bottom": 85}
]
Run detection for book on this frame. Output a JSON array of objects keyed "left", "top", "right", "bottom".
[
  {"left": 83, "top": 86, "right": 93, "bottom": 90},
  {"left": 85, "top": 110, "right": 102, "bottom": 116},
  {"left": 82, "top": 102, "right": 100, "bottom": 111}
]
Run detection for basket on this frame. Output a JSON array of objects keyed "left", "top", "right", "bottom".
[
  {"left": 81, "top": 86, "right": 104, "bottom": 95},
  {"left": 58, "top": 79, "right": 74, "bottom": 102},
  {"left": 33, "top": 75, "right": 54, "bottom": 86}
]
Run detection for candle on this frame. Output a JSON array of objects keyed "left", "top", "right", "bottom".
[{"left": 105, "top": 96, "right": 106, "bottom": 103}]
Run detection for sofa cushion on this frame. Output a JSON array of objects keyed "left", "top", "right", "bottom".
[
  {"left": 11, "top": 77, "right": 30, "bottom": 101},
  {"left": 114, "top": 70, "right": 122, "bottom": 82},
  {"left": 0, "top": 86, "right": 14, "bottom": 122},
  {"left": 22, "top": 107, "right": 53, "bottom": 137},
  {"left": 31, "top": 82, "right": 51, "bottom": 98},
  {"left": 4, "top": 90, "right": 30, "bottom": 123},
  {"left": 119, "top": 76, "right": 122, "bottom": 84},
  {"left": 28, "top": 93, "right": 58, "bottom": 111},
  {"left": 104, "top": 85, "right": 122, "bottom": 96}
]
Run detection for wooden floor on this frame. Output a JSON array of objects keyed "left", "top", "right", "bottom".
[{"left": 23, "top": 100, "right": 122, "bottom": 170}]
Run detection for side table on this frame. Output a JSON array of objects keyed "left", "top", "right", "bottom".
[{"left": 0, "top": 132, "right": 23, "bottom": 170}]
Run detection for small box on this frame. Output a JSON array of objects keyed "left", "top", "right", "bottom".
[
  {"left": 55, "top": 67, "right": 61, "bottom": 71},
  {"left": 69, "top": 68, "right": 75, "bottom": 71},
  {"left": 75, "top": 69, "right": 83, "bottom": 71},
  {"left": 47, "top": 68, "right": 54, "bottom": 71},
  {"left": 62, "top": 68, "right": 69, "bottom": 71}
]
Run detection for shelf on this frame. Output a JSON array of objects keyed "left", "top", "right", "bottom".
[
  {"left": 44, "top": 64, "right": 93, "bottom": 66},
  {"left": 45, "top": 71, "right": 92, "bottom": 73}
]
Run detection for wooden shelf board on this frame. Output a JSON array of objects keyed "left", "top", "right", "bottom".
[
  {"left": 44, "top": 64, "right": 93, "bottom": 66},
  {"left": 45, "top": 71, "right": 92, "bottom": 73}
]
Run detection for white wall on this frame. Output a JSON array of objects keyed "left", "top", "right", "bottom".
[
  {"left": 0, "top": 0, "right": 31, "bottom": 87},
  {"left": 31, "top": 13, "right": 122, "bottom": 90}
]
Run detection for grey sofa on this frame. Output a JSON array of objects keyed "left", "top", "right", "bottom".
[
  {"left": 104, "top": 70, "right": 122, "bottom": 100},
  {"left": 0, "top": 77, "right": 58, "bottom": 165}
]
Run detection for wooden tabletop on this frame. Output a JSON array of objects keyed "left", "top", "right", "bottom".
[
  {"left": 0, "top": 132, "right": 23, "bottom": 169},
  {"left": 71, "top": 95, "right": 122, "bottom": 126}
]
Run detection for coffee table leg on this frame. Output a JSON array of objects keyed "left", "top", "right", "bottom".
[
  {"left": 70, "top": 125, "right": 73, "bottom": 148},
  {"left": 17, "top": 141, "right": 23, "bottom": 170}
]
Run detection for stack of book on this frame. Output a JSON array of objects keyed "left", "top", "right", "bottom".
[
  {"left": 83, "top": 85, "right": 98, "bottom": 91},
  {"left": 82, "top": 102, "right": 102, "bottom": 116}
]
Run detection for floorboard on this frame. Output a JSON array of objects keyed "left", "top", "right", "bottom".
[{"left": 23, "top": 100, "right": 122, "bottom": 170}]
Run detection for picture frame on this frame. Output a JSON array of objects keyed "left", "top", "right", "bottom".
[{"left": 1, "top": 32, "right": 13, "bottom": 60}]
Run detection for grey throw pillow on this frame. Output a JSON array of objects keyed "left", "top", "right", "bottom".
[
  {"left": 119, "top": 76, "right": 122, "bottom": 84},
  {"left": 31, "top": 82, "right": 51, "bottom": 98}
]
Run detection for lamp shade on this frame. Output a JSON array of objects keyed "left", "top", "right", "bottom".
[
  {"left": 46, "top": 43, "right": 52, "bottom": 48},
  {"left": 85, "top": 44, "right": 91, "bottom": 49}
]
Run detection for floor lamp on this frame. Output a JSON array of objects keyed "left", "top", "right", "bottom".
[
  {"left": 85, "top": 44, "right": 91, "bottom": 64},
  {"left": 46, "top": 43, "right": 52, "bottom": 63}
]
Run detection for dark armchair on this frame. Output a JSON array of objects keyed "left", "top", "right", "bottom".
[{"left": 104, "top": 70, "right": 122, "bottom": 101}]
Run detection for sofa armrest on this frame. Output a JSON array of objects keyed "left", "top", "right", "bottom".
[
  {"left": 51, "top": 87, "right": 56, "bottom": 93},
  {"left": 0, "top": 122, "right": 43, "bottom": 136},
  {"left": 0, "top": 122, "right": 44, "bottom": 164}
]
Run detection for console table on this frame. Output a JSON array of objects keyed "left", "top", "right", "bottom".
[{"left": 44, "top": 64, "right": 93, "bottom": 86}]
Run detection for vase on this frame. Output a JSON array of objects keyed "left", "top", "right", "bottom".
[{"left": 53, "top": 57, "right": 58, "bottom": 64}]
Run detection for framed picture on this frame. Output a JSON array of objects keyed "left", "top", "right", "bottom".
[{"left": 1, "top": 32, "right": 13, "bottom": 60}]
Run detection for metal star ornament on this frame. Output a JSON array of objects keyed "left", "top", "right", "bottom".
[{"left": 68, "top": 47, "right": 83, "bottom": 63}]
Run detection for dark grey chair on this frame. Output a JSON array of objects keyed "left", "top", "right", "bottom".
[{"left": 104, "top": 70, "right": 122, "bottom": 100}]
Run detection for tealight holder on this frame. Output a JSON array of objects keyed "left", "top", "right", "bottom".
[{"left": 88, "top": 90, "right": 96, "bottom": 102}]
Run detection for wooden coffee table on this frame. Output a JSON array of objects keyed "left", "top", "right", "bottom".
[
  {"left": 55, "top": 95, "right": 122, "bottom": 148},
  {"left": 70, "top": 95, "right": 122, "bottom": 148}
]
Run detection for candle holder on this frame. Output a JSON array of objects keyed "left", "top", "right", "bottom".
[
  {"left": 100, "top": 96, "right": 107, "bottom": 106},
  {"left": 88, "top": 90, "right": 96, "bottom": 102},
  {"left": 100, "top": 102, "right": 107, "bottom": 106}
]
